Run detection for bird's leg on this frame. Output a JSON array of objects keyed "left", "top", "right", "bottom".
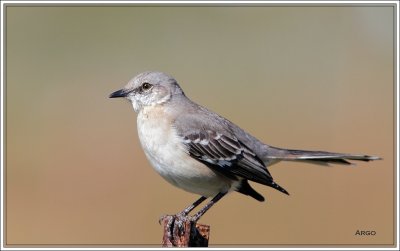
[
  {"left": 179, "top": 196, "right": 207, "bottom": 216},
  {"left": 173, "top": 196, "right": 207, "bottom": 235},
  {"left": 191, "top": 192, "right": 227, "bottom": 222}
]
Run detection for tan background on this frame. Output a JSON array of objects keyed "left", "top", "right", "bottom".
[{"left": 5, "top": 5, "right": 395, "bottom": 246}]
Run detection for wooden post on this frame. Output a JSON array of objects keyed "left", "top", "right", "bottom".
[{"left": 161, "top": 215, "right": 210, "bottom": 247}]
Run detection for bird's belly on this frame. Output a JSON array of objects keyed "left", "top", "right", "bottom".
[
  {"left": 147, "top": 153, "right": 233, "bottom": 197},
  {"left": 137, "top": 111, "right": 234, "bottom": 197}
]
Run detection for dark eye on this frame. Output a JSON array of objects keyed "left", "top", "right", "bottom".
[{"left": 141, "top": 82, "right": 152, "bottom": 91}]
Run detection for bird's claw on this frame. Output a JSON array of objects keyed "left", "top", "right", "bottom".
[{"left": 158, "top": 214, "right": 169, "bottom": 225}]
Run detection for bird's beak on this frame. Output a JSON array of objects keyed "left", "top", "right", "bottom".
[{"left": 109, "top": 89, "right": 129, "bottom": 98}]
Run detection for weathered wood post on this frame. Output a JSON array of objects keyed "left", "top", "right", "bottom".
[{"left": 161, "top": 215, "right": 210, "bottom": 247}]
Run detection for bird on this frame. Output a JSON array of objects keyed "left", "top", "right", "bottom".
[{"left": 109, "top": 71, "right": 380, "bottom": 224}]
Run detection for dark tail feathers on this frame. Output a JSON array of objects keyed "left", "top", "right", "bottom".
[{"left": 237, "top": 179, "right": 289, "bottom": 202}]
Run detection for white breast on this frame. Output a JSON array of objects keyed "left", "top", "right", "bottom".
[{"left": 136, "top": 106, "right": 235, "bottom": 197}]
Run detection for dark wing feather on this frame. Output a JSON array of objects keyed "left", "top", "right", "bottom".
[{"left": 182, "top": 130, "right": 289, "bottom": 195}]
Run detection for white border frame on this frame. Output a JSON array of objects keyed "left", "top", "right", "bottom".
[{"left": 1, "top": 1, "right": 398, "bottom": 250}]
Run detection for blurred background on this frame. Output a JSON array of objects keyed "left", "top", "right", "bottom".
[{"left": 5, "top": 4, "right": 395, "bottom": 247}]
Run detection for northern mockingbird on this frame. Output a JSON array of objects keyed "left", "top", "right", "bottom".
[{"left": 109, "top": 71, "right": 380, "bottom": 223}]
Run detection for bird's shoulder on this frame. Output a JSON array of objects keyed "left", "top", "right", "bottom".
[{"left": 171, "top": 100, "right": 232, "bottom": 135}]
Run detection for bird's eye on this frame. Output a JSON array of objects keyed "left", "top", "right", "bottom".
[{"left": 141, "top": 82, "right": 152, "bottom": 91}]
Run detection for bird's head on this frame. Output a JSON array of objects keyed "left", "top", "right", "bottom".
[{"left": 109, "top": 71, "right": 184, "bottom": 112}]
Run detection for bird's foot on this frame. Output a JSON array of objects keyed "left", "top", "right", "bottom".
[{"left": 174, "top": 212, "right": 196, "bottom": 236}]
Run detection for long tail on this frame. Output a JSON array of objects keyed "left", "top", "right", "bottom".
[{"left": 264, "top": 146, "right": 381, "bottom": 165}]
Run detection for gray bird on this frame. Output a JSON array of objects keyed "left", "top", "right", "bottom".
[{"left": 109, "top": 71, "right": 380, "bottom": 222}]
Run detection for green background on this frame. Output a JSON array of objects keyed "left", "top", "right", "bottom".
[{"left": 5, "top": 5, "right": 395, "bottom": 246}]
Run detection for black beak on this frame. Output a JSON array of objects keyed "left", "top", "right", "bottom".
[{"left": 109, "top": 89, "right": 129, "bottom": 98}]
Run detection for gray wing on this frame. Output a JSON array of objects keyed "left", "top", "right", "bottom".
[{"left": 181, "top": 129, "right": 289, "bottom": 195}]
